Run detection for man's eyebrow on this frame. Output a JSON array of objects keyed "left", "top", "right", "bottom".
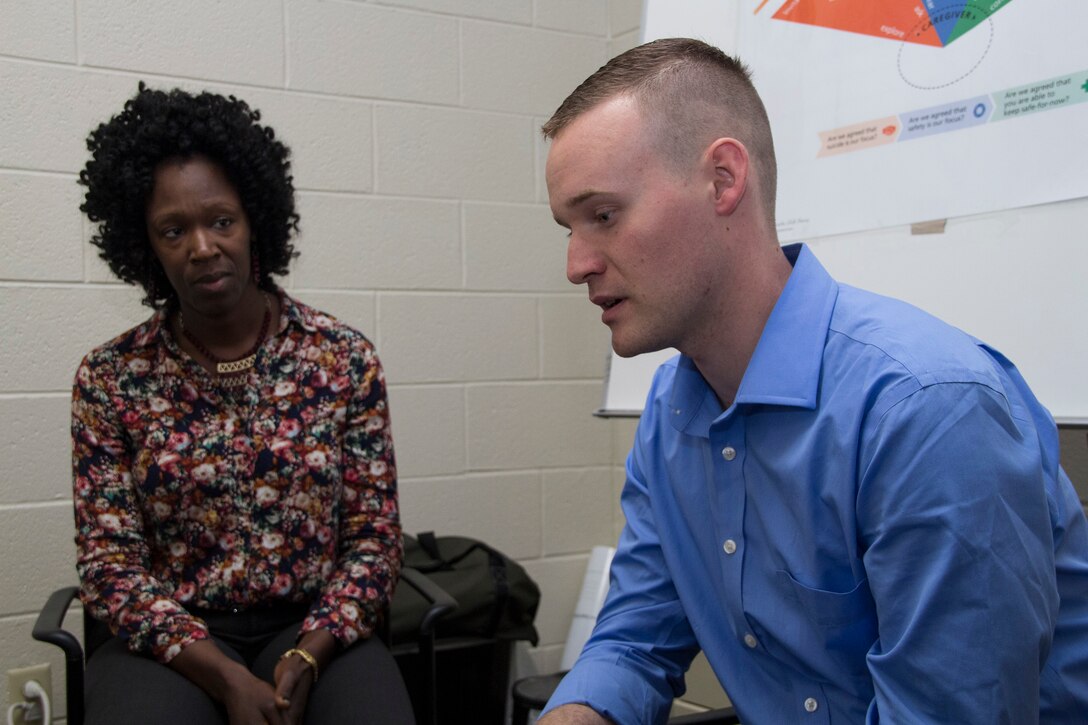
[
  {"left": 553, "top": 189, "right": 609, "bottom": 226},
  {"left": 564, "top": 189, "right": 605, "bottom": 209}
]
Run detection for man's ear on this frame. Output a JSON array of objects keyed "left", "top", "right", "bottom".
[{"left": 708, "top": 138, "right": 749, "bottom": 216}]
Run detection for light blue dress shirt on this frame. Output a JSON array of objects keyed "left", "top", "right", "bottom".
[{"left": 544, "top": 244, "right": 1088, "bottom": 723}]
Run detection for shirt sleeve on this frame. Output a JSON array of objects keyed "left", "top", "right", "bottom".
[
  {"left": 856, "top": 380, "right": 1061, "bottom": 723},
  {"left": 72, "top": 358, "right": 210, "bottom": 663},
  {"left": 300, "top": 344, "right": 403, "bottom": 646},
  {"left": 543, "top": 395, "right": 700, "bottom": 723}
]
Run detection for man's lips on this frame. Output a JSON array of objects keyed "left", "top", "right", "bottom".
[
  {"left": 590, "top": 293, "right": 624, "bottom": 310},
  {"left": 591, "top": 294, "right": 625, "bottom": 324}
]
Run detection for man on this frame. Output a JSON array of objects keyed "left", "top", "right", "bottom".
[{"left": 540, "top": 38, "right": 1088, "bottom": 724}]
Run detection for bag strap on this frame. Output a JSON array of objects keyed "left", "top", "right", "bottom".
[
  {"left": 417, "top": 531, "right": 443, "bottom": 562},
  {"left": 414, "top": 531, "right": 511, "bottom": 637},
  {"left": 486, "top": 547, "right": 509, "bottom": 638}
]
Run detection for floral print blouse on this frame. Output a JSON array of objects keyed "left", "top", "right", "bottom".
[{"left": 72, "top": 291, "right": 401, "bottom": 663}]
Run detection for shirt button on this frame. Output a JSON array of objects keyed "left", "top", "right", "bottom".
[
  {"left": 804, "top": 697, "right": 819, "bottom": 713},
  {"left": 723, "top": 539, "right": 737, "bottom": 555},
  {"left": 721, "top": 446, "right": 736, "bottom": 461},
  {"left": 743, "top": 633, "right": 758, "bottom": 648}
]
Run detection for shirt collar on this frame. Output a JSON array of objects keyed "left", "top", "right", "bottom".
[
  {"left": 276, "top": 289, "right": 312, "bottom": 333},
  {"left": 137, "top": 286, "right": 304, "bottom": 351},
  {"left": 670, "top": 243, "right": 838, "bottom": 433},
  {"left": 735, "top": 243, "right": 837, "bottom": 408}
]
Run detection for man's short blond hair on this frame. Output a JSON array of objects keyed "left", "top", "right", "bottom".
[{"left": 543, "top": 38, "right": 778, "bottom": 225}]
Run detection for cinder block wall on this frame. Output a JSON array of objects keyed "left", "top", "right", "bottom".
[{"left": 0, "top": 0, "right": 644, "bottom": 719}]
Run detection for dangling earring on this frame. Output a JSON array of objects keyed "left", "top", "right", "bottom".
[
  {"left": 251, "top": 248, "right": 261, "bottom": 284},
  {"left": 147, "top": 270, "right": 159, "bottom": 303}
]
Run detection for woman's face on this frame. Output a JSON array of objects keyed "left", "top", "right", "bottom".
[{"left": 145, "top": 155, "right": 254, "bottom": 319}]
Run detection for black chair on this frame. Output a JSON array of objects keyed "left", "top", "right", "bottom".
[
  {"left": 390, "top": 532, "right": 541, "bottom": 725},
  {"left": 394, "top": 632, "right": 516, "bottom": 725},
  {"left": 33, "top": 567, "right": 456, "bottom": 725},
  {"left": 510, "top": 672, "right": 740, "bottom": 724}
]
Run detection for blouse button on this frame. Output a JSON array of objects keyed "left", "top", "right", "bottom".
[
  {"left": 804, "top": 697, "right": 819, "bottom": 713},
  {"left": 723, "top": 539, "right": 737, "bottom": 555},
  {"left": 743, "top": 633, "right": 758, "bottom": 649},
  {"left": 721, "top": 446, "right": 737, "bottom": 461}
]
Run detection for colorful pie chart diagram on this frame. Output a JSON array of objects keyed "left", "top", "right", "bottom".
[{"left": 766, "top": 0, "right": 1014, "bottom": 47}]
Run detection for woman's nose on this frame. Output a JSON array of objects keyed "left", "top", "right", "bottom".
[{"left": 188, "top": 227, "right": 219, "bottom": 261}]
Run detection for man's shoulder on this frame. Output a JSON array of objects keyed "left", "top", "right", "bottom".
[{"left": 828, "top": 284, "right": 1002, "bottom": 390}]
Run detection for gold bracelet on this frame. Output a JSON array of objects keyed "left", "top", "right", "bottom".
[{"left": 280, "top": 647, "right": 319, "bottom": 683}]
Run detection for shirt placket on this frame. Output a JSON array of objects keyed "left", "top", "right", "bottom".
[{"left": 710, "top": 413, "right": 752, "bottom": 652}]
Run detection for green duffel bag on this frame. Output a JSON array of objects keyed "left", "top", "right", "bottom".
[{"left": 390, "top": 532, "right": 540, "bottom": 646}]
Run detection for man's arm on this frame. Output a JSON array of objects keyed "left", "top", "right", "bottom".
[
  {"left": 538, "top": 703, "right": 612, "bottom": 725},
  {"left": 541, "top": 377, "right": 700, "bottom": 723},
  {"left": 857, "top": 381, "right": 1061, "bottom": 722}
]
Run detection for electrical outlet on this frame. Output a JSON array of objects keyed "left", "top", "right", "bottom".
[{"left": 6, "top": 664, "right": 52, "bottom": 725}]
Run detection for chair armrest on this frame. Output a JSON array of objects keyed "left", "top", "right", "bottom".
[
  {"left": 512, "top": 670, "right": 569, "bottom": 711},
  {"left": 32, "top": 586, "right": 84, "bottom": 664},
  {"left": 397, "top": 567, "right": 457, "bottom": 637},
  {"left": 32, "top": 586, "right": 86, "bottom": 725},
  {"left": 394, "top": 567, "right": 458, "bottom": 725}
]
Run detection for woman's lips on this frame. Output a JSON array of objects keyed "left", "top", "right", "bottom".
[{"left": 193, "top": 271, "right": 230, "bottom": 292}]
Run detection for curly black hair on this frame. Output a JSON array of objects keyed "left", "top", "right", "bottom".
[{"left": 80, "top": 83, "right": 299, "bottom": 308}]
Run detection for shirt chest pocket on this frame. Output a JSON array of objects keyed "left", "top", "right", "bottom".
[
  {"left": 770, "top": 570, "right": 879, "bottom": 682},
  {"left": 778, "top": 570, "right": 873, "bottom": 627}
]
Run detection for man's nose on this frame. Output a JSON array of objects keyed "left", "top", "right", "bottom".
[{"left": 567, "top": 233, "right": 605, "bottom": 285}]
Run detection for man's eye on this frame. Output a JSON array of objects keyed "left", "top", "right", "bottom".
[{"left": 596, "top": 211, "right": 613, "bottom": 224}]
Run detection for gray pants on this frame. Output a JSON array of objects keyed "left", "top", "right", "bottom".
[{"left": 84, "top": 611, "right": 413, "bottom": 724}]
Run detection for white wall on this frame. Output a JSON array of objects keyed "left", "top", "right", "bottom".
[{"left": 0, "top": 0, "right": 644, "bottom": 719}]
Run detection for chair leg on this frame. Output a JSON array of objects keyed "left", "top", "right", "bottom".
[
  {"left": 418, "top": 631, "right": 437, "bottom": 725},
  {"left": 512, "top": 701, "right": 531, "bottom": 725}
]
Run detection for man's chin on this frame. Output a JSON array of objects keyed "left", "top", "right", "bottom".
[{"left": 611, "top": 336, "right": 666, "bottom": 359}]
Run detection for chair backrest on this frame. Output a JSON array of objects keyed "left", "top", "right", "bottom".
[{"left": 560, "top": 546, "right": 615, "bottom": 671}]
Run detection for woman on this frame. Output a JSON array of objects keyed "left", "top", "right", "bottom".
[{"left": 73, "top": 84, "right": 413, "bottom": 724}]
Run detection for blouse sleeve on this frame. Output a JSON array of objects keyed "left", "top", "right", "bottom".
[
  {"left": 299, "top": 342, "right": 403, "bottom": 646},
  {"left": 72, "top": 357, "right": 210, "bottom": 662}
]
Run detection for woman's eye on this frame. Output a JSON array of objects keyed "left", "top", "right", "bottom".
[
  {"left": 214, "top": 217, "right": 233, "bottom": 229},
  {"left": 162, "top": 226, "right": 182, "bottom": 240}
]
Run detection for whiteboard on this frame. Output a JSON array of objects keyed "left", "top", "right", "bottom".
[
  {"left": 599, "top": 347, "right": 678, "bottom": 416},
  {"left": 598, "top": 1, "right": 1086, "bottom": 423}
]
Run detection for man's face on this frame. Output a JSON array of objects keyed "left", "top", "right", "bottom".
[{"left": 546, "top": 96, "right": 725, "bottom": 358}]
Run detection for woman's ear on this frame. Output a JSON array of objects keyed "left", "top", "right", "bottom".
[{"left": 708, "top": 138, "right": 749, "bottom": 216}]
